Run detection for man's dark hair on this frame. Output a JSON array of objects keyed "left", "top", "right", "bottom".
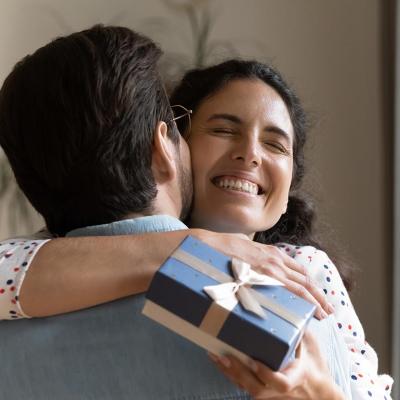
[
  {"left": 170, "top": 59, "right": 353, "bottom": 290},
  {"left": 0, "top": 25, "right": 179, "bottom": 236}
]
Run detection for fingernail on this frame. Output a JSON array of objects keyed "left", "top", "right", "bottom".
[
  {"left": 321, "top": 309, "right": 329, "bottom": 319},
  {"left": 208, "top": 352, "right": 219, "bottom": 363},
  {"left": 328, "top": 303, "right": 335, "bottom": 313},
  {"left": 219, "top": 356, "right": 231, "bottom": 368},
  {"left": 249, "top": 359, "right": 258, "bottom": 373}
]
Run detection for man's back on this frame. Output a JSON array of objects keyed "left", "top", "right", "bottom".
[{"left": 0, "top": 216, "right": 249, "bottom": 400}]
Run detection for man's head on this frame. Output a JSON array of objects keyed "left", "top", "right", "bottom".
[{"left": 0, "top": 25, "right": 192, "bottom": 236}]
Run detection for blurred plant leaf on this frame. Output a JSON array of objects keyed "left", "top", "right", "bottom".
[{"left": 146, "top": 0, "right": 237, "bottom": 87}]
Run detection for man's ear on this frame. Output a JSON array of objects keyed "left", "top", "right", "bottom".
[{"left": 152, "top": 121, "right": 177, "bottom": 184}]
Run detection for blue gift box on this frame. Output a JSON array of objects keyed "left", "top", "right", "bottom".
[{"left": 142, "top": 236, "right": 316, "bottom": 371}]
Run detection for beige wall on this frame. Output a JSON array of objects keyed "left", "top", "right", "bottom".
[{"left": 0, "top": 0, "right": 392, "bottom": 372}]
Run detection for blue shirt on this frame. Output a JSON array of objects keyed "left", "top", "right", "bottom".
[{"left": 0, "top": 215, "right": 248, "bottom": 400}]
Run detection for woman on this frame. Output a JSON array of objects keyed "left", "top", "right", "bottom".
[
  {"left": 168, "top": 59, "right": 392, "bottom": 399},
  {"left": 0, "top": 54, "right": 392, "bottom": 398}
]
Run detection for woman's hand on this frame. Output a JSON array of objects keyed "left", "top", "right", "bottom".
[
  {"left": 196, "top": 230, "right": 333, "bottom": 320},
  {"left": 208, "top": 331, "right": 346, "bottom": 400}
]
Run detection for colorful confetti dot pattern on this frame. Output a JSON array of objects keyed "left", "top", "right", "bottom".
[
  {"left": 0, "top": 236, "right": 50, "bottom": 320},
  {"left": 277, "top": 243, "right": 393, "bottom": 400}
]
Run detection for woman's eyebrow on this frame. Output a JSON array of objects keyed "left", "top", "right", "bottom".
[{"left": 206, "top": 113, "right": 241, "bottom": 124}]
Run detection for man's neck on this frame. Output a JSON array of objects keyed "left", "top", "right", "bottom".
[{"left": 122, "top": 210, "right": 177, "bottom": 221}]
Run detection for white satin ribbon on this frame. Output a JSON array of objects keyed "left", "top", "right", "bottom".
[
  {"left": 171, "top": 248, "right": 304, "bottom": 329},
  {"left": 203, "top": 258, "right": 283, "bottom": 318}
]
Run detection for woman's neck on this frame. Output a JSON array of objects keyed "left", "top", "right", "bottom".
[{"left": 186, "top": 217, "right": 255, "bottom": 240}]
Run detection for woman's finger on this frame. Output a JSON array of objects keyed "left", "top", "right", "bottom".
[
  {"left": 282, "top": 279, "right": 330, "bottom": 320},
  {"left": 208, "top": 354, "right": 273, "bottom": 398},
  {"left": 252, "top": 246, "right": 333, "bottom": 318},
  {"left": 256, "top": 263, "right": 329, "bottom": 320},
  {"left": 203, "top": 234, "right": 332, "bottom": 319},
  {"left": 281, "top": 265, "right": 333, "bottom": 318},
  {"left": 248, "top": 359, "right": 296, "bottom": 394}
]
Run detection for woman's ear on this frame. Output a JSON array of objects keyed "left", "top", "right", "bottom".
[{"left": 152, "top": 121, "right": 177, "bottom": 184}]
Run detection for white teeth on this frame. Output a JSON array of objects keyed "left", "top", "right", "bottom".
[{"left": 215, "top": 177, "right": 259, "bottom": 195}]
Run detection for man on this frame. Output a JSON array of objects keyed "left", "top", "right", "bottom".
[
  {"left": 0, "top": 24, "right": 245, "bottom": 400},
  {"left": 0, "top": 25, "right": 335, "bottom": 399}
]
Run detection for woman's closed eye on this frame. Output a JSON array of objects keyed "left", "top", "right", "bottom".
[
  {"left": 264, "top": 140, "right": 291, "bottom": 155},
  {"left": 209, "top": 128, "right": 237, "bottom": 136}
]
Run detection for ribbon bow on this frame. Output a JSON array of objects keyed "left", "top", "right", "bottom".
[{"left": 203, "top": 258, "right": 284, "bottom": 318}]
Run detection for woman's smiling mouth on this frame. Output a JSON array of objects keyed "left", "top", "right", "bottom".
[{"left": 212, "top": 176, "right": 264, "bottom": 196}]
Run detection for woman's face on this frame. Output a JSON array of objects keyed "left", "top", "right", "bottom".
[{"left": 187, "top": 79, "right": 294, "bottom": 237}]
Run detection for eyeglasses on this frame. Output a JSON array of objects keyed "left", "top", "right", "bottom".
[{"left": 170, "top": 104, "right": 192, "bottom": 135}]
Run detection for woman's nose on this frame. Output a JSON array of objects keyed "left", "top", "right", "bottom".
[{"left": 231, "top": 138, "right": 262, "bottom": 167}]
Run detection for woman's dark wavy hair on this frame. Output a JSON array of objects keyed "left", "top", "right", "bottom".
[{"left": 170, "top": 59, "right": 352, "bottom": 290}]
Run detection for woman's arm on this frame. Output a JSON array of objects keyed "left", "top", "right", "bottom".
[
  {"left": 0, "top": 238, "right": 49, "bottom": 319},
  {"left": 288, "top": 245, "right": 393, "bottom": 400},
  {"left": 0, "top": 230, "right": 332, "bottom": 319}
]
